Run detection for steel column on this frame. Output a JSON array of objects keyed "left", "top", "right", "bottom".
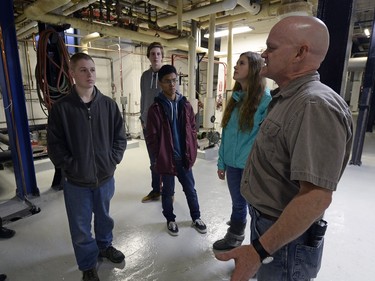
[
  {"left": 0, "top": 0, "right": 40, "bottom": 197},
  {"left": 350, "top": 9, "right": 375, "bottom": 165},
  {"left": 317, "top": 0, "right": 355, "bottom": 96}
]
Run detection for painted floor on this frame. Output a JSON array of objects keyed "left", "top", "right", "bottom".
[{"left": 1, "top": 133, "right": 375, "bottom": 281}]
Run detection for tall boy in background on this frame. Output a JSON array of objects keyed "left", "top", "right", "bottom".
[{"left": 140, "top": 42, "right": 164, "bottom": 203}]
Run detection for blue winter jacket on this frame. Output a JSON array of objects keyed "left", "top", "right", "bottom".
[{"left": 217, "top": 89, "right": 271, "bottom": 170}]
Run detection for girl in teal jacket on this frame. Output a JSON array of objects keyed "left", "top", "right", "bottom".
[{"left": 213, "top": 52, "right": 271, "bottom": 251}]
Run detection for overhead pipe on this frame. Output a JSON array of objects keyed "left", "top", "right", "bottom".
[
  {"left": 24, "top": 12, "right": 225, "bottom": 55},
  {"left": 80, "top": 32, "right": 103, "bottom": 53},
  {"left": 200, "top": 1, "right": 275, "bottom": 29},
  {"left": 277, "top": 0, "right": 313, "bottom": 17},
  {"left": 20, "top": 0, "right": 71, "bottom": 21},
  {"left": 18, "top": 0, "right": 227, "bottom": 56},
  {"left": 17, "top": 26, "right": 38, "bottom": 40},
  {"left": 156, "top": 0, "right": 238, "bottom": 27},
  {"left": 16, "top": 21, "right": 38, "bottom": 37},
  {"left": 62, "top": 0, "right": 97, "bottom": 16},
  {"left": 142, "top": 0, "right": 177, "bottom": 13},
  {"left": 237, "top": 0, "right": 261, "bottom": 15}
]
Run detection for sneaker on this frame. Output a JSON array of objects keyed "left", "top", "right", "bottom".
[
  {"left": 99, "top": 246, "right": 125, "bottom": 263},
  {"left": 0, "top": 227, "right": 16, "bottom": 239},
  {"left": 141, "top": 190, "right": 161, "bottom": 203},
  {"left": 192, "top": 218, "right": 207, "bottom": 234},
  {"left": 167, "top": 221, "right": 179, "bottom": 236},
  {"left": 82, "top": 268, "right": 100, "bottom": 281}
]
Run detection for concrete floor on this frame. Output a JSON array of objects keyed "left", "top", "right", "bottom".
[{"left": 1, "top": 133, "right": 375, "bottom": 281}]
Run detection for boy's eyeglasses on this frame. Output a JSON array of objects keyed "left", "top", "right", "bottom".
[{"left": 161, "top": 79, "right": 177, "bottom": 85}]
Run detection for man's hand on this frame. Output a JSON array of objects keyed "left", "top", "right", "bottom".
[{"left": 215, "top": 245, "right": 261, "bottom": 281}]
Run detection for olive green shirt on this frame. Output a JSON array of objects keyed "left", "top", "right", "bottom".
[{"left": 241, "top": 72, "right": 353, "bottom": 218}]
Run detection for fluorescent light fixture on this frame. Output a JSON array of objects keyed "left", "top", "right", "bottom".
[
  {"left": 364, "top": 28, "right": 370, "bottom": 38},
  {"left": 204, "top": 26, "right": 253, "bottom": 38}
]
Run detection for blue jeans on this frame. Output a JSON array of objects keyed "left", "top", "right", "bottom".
[
  {"left": 226, "top": 166, "right": 247, "bottom": 224},
  {"left": 63, "top": 178, "right": 115, "bottom": 271},
  {"left": 144, "top": 128, "right": 161, "bottom": 193},
  {"left": 249, "top": 205, "right": 324, "bottom": 281},
  {"left": 161, "top": 160, "right": 200, "bottom": 222}
]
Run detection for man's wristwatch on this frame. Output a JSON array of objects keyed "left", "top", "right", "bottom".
[{"left": 252, "top": 238, "right": 274, "bottom": 264}]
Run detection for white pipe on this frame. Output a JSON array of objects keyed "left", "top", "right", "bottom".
[
  {"left": 203, "top": 13, "right": 217, "bottom": 129},
  {"left": 200, "top": 1, "right": 274, "bottom": 29},
  {"left": 16, "top": 21, "right": 38, "bottom": 36},
  {"left": 17, "top": 27, "right": 39, "bottom": 40},
  {"left": 350, "top": 71, "right": 363, "bottom": 112},
  {"left": 237, "top": 0, "right": 261, "bottom": 15},
  {"left": 80, "top": 32, "right": 103, "bottom": 53},
  {"left": 207, "top": 14, "right": 216, "bottom": 100},
  {"left": 22, "top": 0, "right": 71, "bottom": 21},
  {"left": 157, "top": 0, "right": 238, "bottom": 27},
  {"left": 226, "top": 21, "right": 233, "bottom": 93},
  {"left": 177, "top": 1, "right": 183, "bottom": 32},
  {"left": 188, "top": 24, "right": 197, "bottom": 113},
  {"left": 143, "top": 0, "right": 176, "bottom": 13},
  {"left": 348, "top": 57, "right": 367, "bottom": 71},
  {"left": 62, "top": 0, "right": 97, "bottom": 16}
]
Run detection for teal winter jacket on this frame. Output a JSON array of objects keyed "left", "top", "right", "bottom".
[{"left": 217, "top": 89, "right": 271, "bottom": 170}]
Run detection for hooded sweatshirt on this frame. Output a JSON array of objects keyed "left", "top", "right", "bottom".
[{"left": 145, "top": 92, "right": 197, "bottom": 175}]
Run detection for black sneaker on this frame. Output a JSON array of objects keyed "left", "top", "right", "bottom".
[
  {"left": 167, "top": 221, "right": 179, "bottom": 236},
  {"left": 0, "top": 227, "right": 15, "bottom": 239},
  {"left": 82, "top": 268, "right": 99, "bottom": 281},
  {"left": 99, "top": 246, "right": 125, "bottom": 263},
  {"left": 141, "top": 190, "right": 161, "bottom": 203},
  {"left": 192, "top": 218, "right": 207, "bottom": 234}
]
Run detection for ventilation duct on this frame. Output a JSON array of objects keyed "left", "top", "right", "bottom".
[{"left": 277, "top": 0, "right": 313, "bottom": 17}]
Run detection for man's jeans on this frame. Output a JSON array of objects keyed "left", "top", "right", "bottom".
[
  {"left": 226, "top": 166, "right": 247, "bottom": 224},
  {"left": 143, "top": 128, "right": 161, "bottom": 193},
  {"left": 249, "top": 205, "right": 324, "bottom": 281},
  {"left": 161, "top": 160, "right": 200, "bottom": 222},
  {"left": 64, "top": 177, "right": 115, "bottom": 271}
]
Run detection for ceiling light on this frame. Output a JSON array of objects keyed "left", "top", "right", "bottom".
[
  {"left": 364, "top": 28, "right": 370, "bottom": 38},
  {"left": 204, "top": 26, "right": 253, "bottom": 38}
]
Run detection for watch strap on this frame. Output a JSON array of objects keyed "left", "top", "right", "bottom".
[{"left": 252, "top": 238, "right": 271, "bottom": 261}]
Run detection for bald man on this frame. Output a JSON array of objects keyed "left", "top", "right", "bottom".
[{"left": 216, "top": 16, "right": 353, "bottom": 281}]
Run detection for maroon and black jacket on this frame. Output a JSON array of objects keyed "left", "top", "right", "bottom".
[{"left": 145, "top": 93, "right": 197, "bottom": 175}]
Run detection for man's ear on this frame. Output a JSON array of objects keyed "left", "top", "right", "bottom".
[{"left": 295, "top": 45, "right": 308, "bottom": 61}]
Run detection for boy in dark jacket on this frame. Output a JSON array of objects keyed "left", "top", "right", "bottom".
[
  {"left": 145, "top": 64, "right": 207, "bottom": 236},
  {"left": 47, "top": 53, "right": 127, "bottom": 281}
]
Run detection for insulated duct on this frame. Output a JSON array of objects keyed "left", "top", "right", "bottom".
[
  {"left": 200, "top": 1, "right": 275, "bottom": 29},
  {"left": 156, "top": 0, "right": 238, "bottom": 27},
  {"left": 277, "top": 0, "right": 313, "bottom": 17},
  {"left": 22, "top": 0, "right": 71, "bottom": 21}
]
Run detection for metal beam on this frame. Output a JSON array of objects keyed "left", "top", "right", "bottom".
[
  {"left": 0, "top": 0, "right": 40, "bottom": 198},
  {"left": 350, "top": 8, "right": 375, "bottom": 165}
]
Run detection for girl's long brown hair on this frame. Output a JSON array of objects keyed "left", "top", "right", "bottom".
[{"left": 221, "top": 51, "right": 266, "bottom": 131}]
